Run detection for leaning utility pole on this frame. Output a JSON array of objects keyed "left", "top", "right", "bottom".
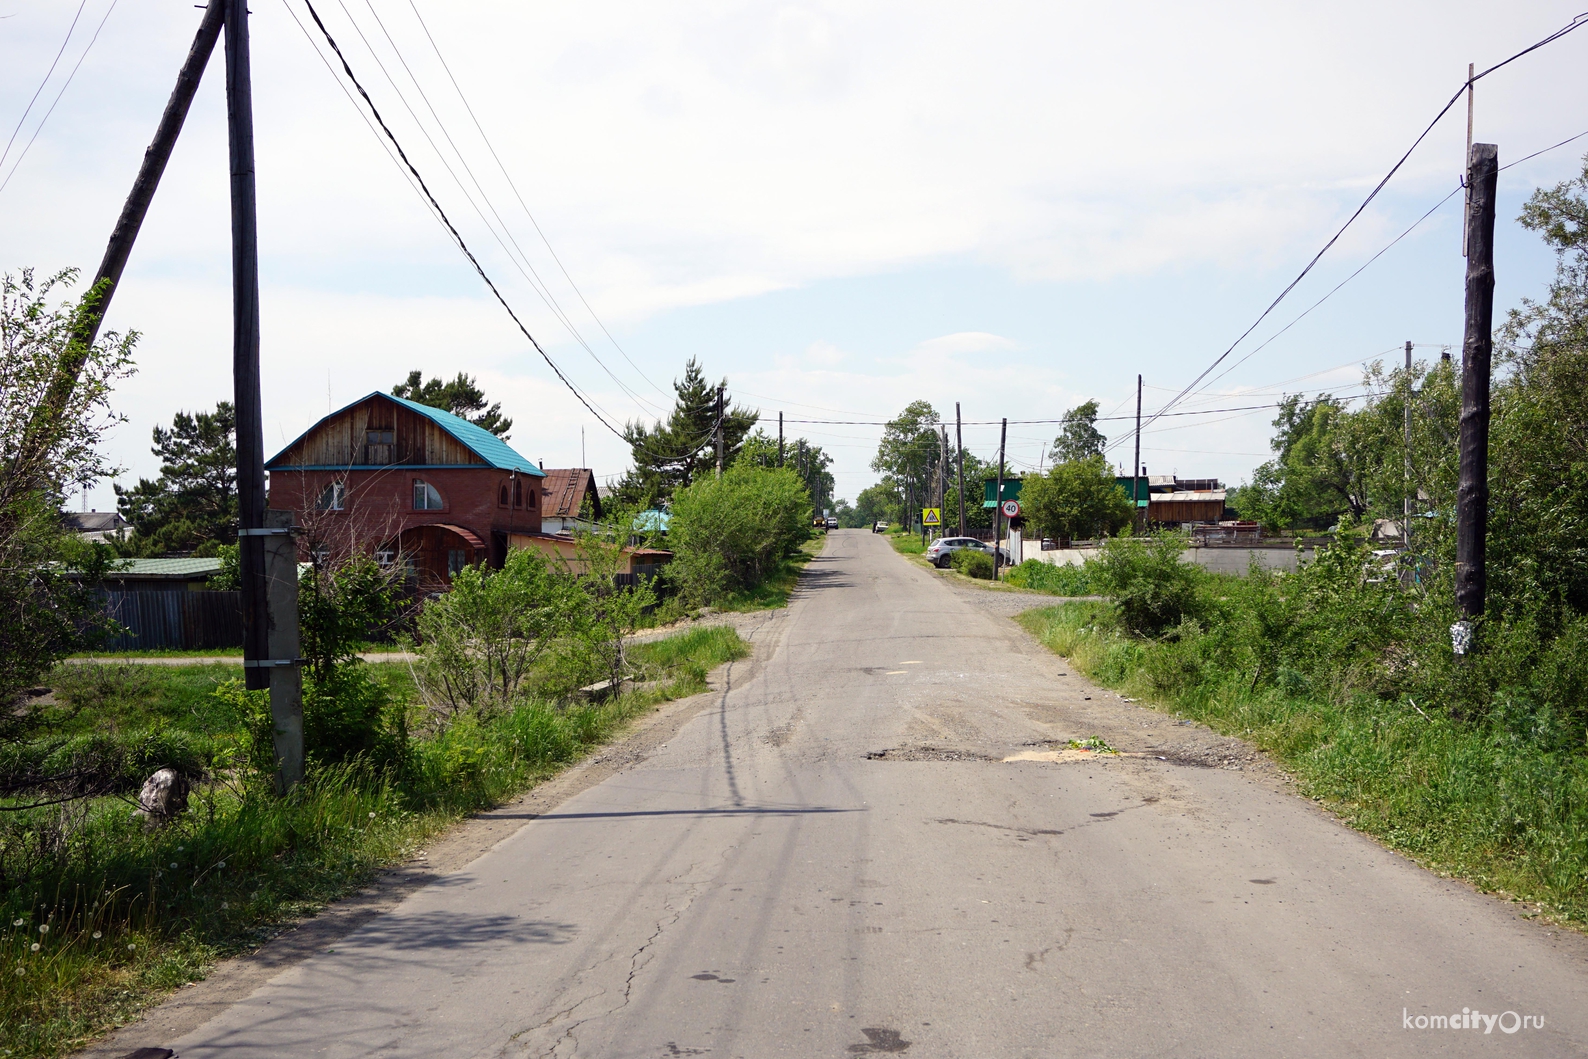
[
  {"left": 1132, "top": 373, "right": 1144, "bottom": 533},
  {"left": 1455, "top": 142, "right": 1498, "bottom": 623},
  {"left": 993, "top": 417, "right": 1007, "bottom": 580},
  {"left": 12, "top": 1, "right": 224, "bottom": 486},
  {"left": 714, "top": 384, "right": 725, "bottom": 476}
]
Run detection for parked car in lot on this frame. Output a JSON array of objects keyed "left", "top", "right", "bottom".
[{"left": 924, "top": 536, "right": 1011, "bottom": 568}]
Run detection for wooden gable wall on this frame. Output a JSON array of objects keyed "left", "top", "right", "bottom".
[{"left": 273, "top": 397, "right": 485, "bottom": 468}]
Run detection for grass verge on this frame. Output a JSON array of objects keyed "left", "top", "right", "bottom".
[
  {"left": 712, "top": 536, "right": 824, "bottom": 612},
  {"left": 1017, "top": 602, "right": 1588, "bottom": 927},
  {"left": 1, "top": 628, "right": 748, "bottom": 1058}
]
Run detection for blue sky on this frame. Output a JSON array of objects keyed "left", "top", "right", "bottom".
[{"left": 1, "top": 1, "right": 1585, "bottom": 510}]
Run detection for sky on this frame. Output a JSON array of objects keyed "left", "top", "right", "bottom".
[{"left": 2, "top": 0, "right": 1587, "bottom": 512}]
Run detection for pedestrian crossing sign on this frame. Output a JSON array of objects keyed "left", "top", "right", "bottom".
[{"left": 922, "top": 508, "right": 941, "bottom": 526}]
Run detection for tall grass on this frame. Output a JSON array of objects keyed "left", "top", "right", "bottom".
[
  {"left": 1004, "top": 558, "right": 1096, "bottom": 596},
  {"left": 1, "top": 631, "right": 747, "bottom": 1058},
  {"left": 1018, "top": 602, "right": 1588, "bottom": 925}
]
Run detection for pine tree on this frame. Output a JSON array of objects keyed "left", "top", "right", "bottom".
[
  {"left": 614, "top": 357, "right": 757, "bottom": 505},
  {"left": 392, "top": 371, "right": 513, "bottom": 438}
]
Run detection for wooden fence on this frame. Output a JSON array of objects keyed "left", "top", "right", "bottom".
[{"left": 97, "top": 590, "right": 245, "bottom": 651}]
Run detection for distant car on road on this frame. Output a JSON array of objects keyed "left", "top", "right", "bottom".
[
  {"left": 826, "top": 516, "right": 839, "bottom": 529},
  {"left": 872, "top": 521, "right": 888, "bottom": 533},
  {"left": 924, "top": 536, "right": 1011, "bottom": 569}
]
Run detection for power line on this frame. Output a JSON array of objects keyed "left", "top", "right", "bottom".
[
  {"left": 0, "top": 0, "right": 119, "bottom": 197},
  {"left": 1127, "top": 11, "right": 1588, "bottom": 448},
  {"left": 299, "top": 0, "right": 626, "bottom": 438},
  {"left": 0, "top": 0, "right": 87, "bottom": 174},
  {"left": 404, "top": 0, "right": 669, "bottom": 401},
  {"left": 350, "top": 0, "right": 666, "bottom": 419}
]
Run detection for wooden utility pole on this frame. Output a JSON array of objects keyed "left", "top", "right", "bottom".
[
  {"left": 993, "top": 417, "right": 1007, "bottom": 579},
  {"left": 714, "top": 384, "right": 725, "bottom": 476},
  {"left": 1456, "top": 142, "right": 1498, "bottom": 622},
  {"left": 938, "top": 425, "right": 949, "bottom": 521},
  {"left": 228, "top": 0, "right": 302, "bottom": 789},
  {"left": 12, "top": 1, "right": 224, "bottom": 485},
  {"left": 778, "top": 411, "right": 784, "bottom": 467},
  {"left": 955, "top": 402, "right": 966, "bottom": 536},
  {"left": 1132, "top": 373, "right": 1144, "bottom": 532}
]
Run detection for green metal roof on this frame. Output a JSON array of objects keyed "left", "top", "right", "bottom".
[{"left": 267, "top": 392, "right": 543, "bottom": 476}]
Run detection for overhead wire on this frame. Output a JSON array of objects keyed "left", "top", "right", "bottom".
[
  {"left": 0, "top": 0, "right": 87, "bottom": 174},
  {"left": 331, "top": 0, "right": 664, "bottom": 420},
  {"left": 299, "top": 0, "right": 626, "bottom": 438},
  {"left": 1118, "top": 10, "right": 1588, "bottom": 451},
  {"left": 404, "top": 0, "right": 668, "bottom": 400},
  {"left": 0, "top": 0, "right": 119, "bottom": 197}
]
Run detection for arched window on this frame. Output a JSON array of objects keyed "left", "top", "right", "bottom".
[
  {"left": 413, "top": 479, "right": 444, "bottom": 511},
  {"left": 499, "top": 484, "right": 510, "bottom": 508},
  {"left": 513, "top": 478, "right": 523, "bottom": 508}
]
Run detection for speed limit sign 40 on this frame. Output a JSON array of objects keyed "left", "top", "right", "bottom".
[{"left": 1001, "top": 499, "right": 1021, "bottom": 518}]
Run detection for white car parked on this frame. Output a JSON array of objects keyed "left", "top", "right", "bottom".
[{"left": 924, "top": 536, "right": 1011, "bottom": 569}]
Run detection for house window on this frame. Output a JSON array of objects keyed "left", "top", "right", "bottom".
[
  {"left": 375, "top": 548, "right": 396, "bottom": 567},
  {"left": 447, "top": 549, "right": 468, "bottom": 577},
  {"left": 366, "top": 429, "right": 394, "bottom": 465},
  {"left": 315, "top": 481, "right": 345, "bottom": 511},
  {"left": 413, "top": 479, "right": 444, "bottom": 510},
  {"left": 499, "top": 484, "right": 509, "bottom": 508},
  {"left": 513, "top": 478, "right": 523, "bottom": 508}
]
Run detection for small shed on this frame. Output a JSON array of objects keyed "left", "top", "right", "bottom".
[{"left": 540, "top": 468, "right": 603, "bottom": 534}]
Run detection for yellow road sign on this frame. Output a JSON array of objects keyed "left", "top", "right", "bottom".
[{"left": 922, "top": 507, "right": 941, "bottom": 526}]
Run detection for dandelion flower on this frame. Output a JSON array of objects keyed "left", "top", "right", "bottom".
[
  {"left": 217, "top": 861, "right": 226, "bottom": 869},
  {"left": 37, "top": 925, "right": 47, "bottom": 935},
  {"left": 30, "top": 943, "right": 39, "bottom": 952},
  {"left": 368, "top": 812, "right": 376, "bottom": 818},
  {"left": 170, "top": 862, "right": 178, "bottom": 869},
  {"left": 127, "top": 943, "right": 136, "bottom": 951},
  {"left": 14, "top": 965, "right": 23, "bottom": 975},
  {"left": 221, "top": 902, "right": 229, "bottom": 910},
  {"left": 11, "top": 918, "right": 21, "bottom": 927},
  {"left": 92, "top": 931, "right": 102, "bottom": 939}
]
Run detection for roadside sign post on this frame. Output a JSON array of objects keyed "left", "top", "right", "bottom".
[
  {"left": 922, "top": 508, "right": 941, "bottom": 528},
  {"left": 1000, "top": 500, "right": 1021, "bottom": 568}
]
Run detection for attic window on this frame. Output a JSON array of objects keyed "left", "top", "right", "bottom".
[
  {"left": 513, "top": 478, "right": 523, "bottom": 508},
  {"left": 499, "top": 484, "right": 510, "bottom": 508},
  {"left": 366, "top": 429, "right": 394, "bottom": 465},
  {"left": 413, "top": 479, "right": 444, "bottom": 511}
]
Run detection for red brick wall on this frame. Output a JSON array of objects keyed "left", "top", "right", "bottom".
[{"left": 268, "top": 466, "right": 543, "bottom": 563}]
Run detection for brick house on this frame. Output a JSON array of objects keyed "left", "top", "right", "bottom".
[{"left": 266, "top": 392, "right": 545, "bottom": 589}]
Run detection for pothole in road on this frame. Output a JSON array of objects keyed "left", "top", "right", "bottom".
[{"left": 863, "top": 745, "right": 995, "bottom": 762}]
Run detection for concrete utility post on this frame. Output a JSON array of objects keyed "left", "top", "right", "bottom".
[
  {"left": 1132, "top": 373, "right": 1144, "bottom": 533},
  {"left": 778, "top": 411, "right": 784, "bottom": 467},
  {"left": 955, "top": 402, "right": 966, "bottom": 537},
  {"left": 228, "top": 0, "right": 302, "bottom": 788},
  {"left": 1404, "top": 340, "right": 1414, "bottom": 552},
  {"left": 714, "top": 384, "right": 725, "bottom": 477},
  {"left": 1455, "top": 142, "right": 1498, "bottom": 624},
  {"left": 993, "top": 418, "right": 1007, "bottom": 580}
]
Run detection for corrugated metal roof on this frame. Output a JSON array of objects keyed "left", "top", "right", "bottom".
[
  {"left": 107, "top": 558, "right": 224, "bottom": 577},
  {"left": 1149, "top": 490, "right": 1227, "bottom": 503},
  {"left": 267, "top": 392, "right": 543, "bottom": 475}
]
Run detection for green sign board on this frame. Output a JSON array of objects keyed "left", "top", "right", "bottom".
[{"left": 982, "top": 477, "right": 1022, "bottom": 509}]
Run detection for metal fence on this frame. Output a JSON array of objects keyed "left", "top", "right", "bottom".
[{"left": 97, "top": 589, "right": 245, "bottom": 651}]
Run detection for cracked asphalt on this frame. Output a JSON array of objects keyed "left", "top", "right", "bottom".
[{"left": 163, "top": 530, "right": 1588, "bottom": 1058}]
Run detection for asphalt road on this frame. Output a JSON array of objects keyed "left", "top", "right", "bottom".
[{"left": 164, "top": 529, "right": 1588, "bottom": 1058}]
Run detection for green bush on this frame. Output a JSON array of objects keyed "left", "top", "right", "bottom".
[
  {"left": 666, "top": 464, "right": 811, "bottom": 605},
  {"left": 1005, "top": 558, "right": 1095, "bottom": 595},
  {"left": 1089, "top": 533, "right": 1204, "bottom": 637},
  {"left": 951, "top": 548, "right": 994, "bottom": 579}
]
